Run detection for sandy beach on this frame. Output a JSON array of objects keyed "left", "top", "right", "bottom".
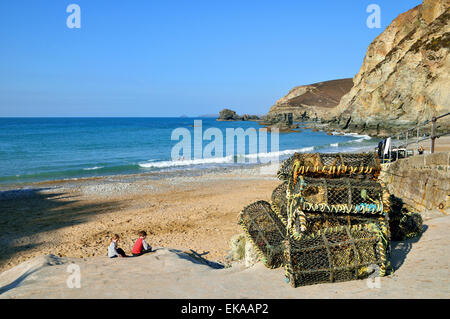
[
  {"left": 0, "top": 165, "right": 281, "bottom": 273},
  {"left": 0, "top": 215, "right": 448, "bottom": 298},
  {"left": 0, "top": 154, "right": 449, "bottom": 298}
]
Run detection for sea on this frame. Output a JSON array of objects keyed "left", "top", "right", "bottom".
[{"left": 0, "top": 117, "right": 380, "bottom": 185}]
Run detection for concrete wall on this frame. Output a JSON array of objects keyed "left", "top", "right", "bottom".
[{"left": 380, "top": 152, "right": 450, "bottom": 212}]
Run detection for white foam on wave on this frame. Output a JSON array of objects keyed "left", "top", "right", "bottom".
[
  {"left": 332, "top": 132, "right": 372, "bottom": 145},
  {"left": 245, "top": 146, "right": 315, "bottom": 160},
  {"left": 138, "top": 146, "right": 316, "bottom": 169},
  {"left": 139, "top": 156, "right": 234, "bottom": 168},
  {"left": 83, "top": 166, "right": 104, "bottom": 171},
  {"left": 332, "top": 132, "right": 372, "bottom": 140},
  {"left": 330, "top": 143, "right": 339, "bottom": 147},
  {"left": 298, "top": 146, "right": 315, "bottom": 152}
]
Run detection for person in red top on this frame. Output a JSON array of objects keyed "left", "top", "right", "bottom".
[{"left": 132, "top": 230, "right": 152, "bottom": 256}]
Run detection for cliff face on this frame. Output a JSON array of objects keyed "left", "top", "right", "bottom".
[
  {"left": 329, "top": 0, "right": 450, "bottom": 136},
  {"left": 267, "top": 78, "right": 353, "bottom": 121}
]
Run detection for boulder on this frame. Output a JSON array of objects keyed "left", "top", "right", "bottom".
[
  {"left": 217, "top": 109, "right": 260, "bottom": 121},
  {"left": 218, "top": 109, "right": 241, "bottom": 121}
]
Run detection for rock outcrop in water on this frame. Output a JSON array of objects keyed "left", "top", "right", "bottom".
[
  {"left": 259, "top": 113, "right": 301, "bottom": 132},
  {"left": 217, "top": 108, "right": 260, "bottom": 121},
  {"left": 327, "top": 0, "right": 450, "bottom": 136}
]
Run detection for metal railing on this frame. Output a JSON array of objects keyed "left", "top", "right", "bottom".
[{"left": 382, "top": 112, "right": 450, "bottom": 162}]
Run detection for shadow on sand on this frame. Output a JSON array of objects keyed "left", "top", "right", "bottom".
[
  {"left": 168, "top": 248, "right": 224, "bottom": 269},
  {"left": 0, "top": 187, "right": 123, "bottom": 272},
  {"left": 390, "top": 224, "right": 429, "bottom": 272}
]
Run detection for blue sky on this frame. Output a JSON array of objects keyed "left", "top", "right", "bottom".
[{"left": 0, "top": 0, "right": 422, "bottom": 117}]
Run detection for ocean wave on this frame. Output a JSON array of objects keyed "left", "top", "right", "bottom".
[
  {"left": 244, "top": 146, "right": 315, "bottom": 160},
  {"left": 330, "top": 143, "right": 339, "bottom": 147},
  {"left": 139, "top": 146, "right": 316, "bottom": 169},
  {"left": 83, "top": 166, "right": 104, "bottom": 171},
  {"left": 139, "top": 156, "right": 234, "bottom": 168},
  {"left": 332, "top": 131, "right": 372, "bottom": 141}
]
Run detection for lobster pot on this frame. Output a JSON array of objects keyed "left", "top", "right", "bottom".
[
  {"left": 270, "top": 182, "right": 288, "bottom": 226},
  {"left": 390, "top": 212, "right": 423, "bottom": 241},
  {"left": 291, "top": 211, "right": 389, "bottom": 241},
  {"left": 277, "top": 152, "right": 381, "bottom": 180},
  {"left": 290, "top": 177, "right": 384, "bottom": 210},
  {"left": 387, "top": 195, "right": 423, "bottom": 240},
  {"left": 284, "top": 224, "right": 388, "bottom": 287},
  {"left": 239, "top": 201, "right": 286, "bottom": 268}
]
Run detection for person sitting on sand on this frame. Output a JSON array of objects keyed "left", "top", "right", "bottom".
[
  {"left": 108, "top": 234, "right": 127, "bottom": 258},
  {"left": 131, "top": 230, "right": 152, "bottom": 256}
]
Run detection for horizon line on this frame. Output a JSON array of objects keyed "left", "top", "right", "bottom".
[{"left": 0, "top": 116, "right": 223, "bottom": 118}]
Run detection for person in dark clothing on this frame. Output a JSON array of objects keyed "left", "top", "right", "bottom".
[{"left": 377, "top": 141, "right": 384, "bottom": 158}]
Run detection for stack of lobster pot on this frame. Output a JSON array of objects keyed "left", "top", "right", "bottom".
[
  {"left": 239, "top": 152, "right": 392, "bottom": 287},
  {"left": 275, "top": 152, "right": 390, "bottom": 287}
]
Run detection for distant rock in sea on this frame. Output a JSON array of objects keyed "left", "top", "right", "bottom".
[{"left": 217, "top": 108, "right": 260, "bottom": 121}]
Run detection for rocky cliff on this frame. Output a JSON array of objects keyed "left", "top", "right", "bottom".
[
  {"left": 328, "top": 0, "right": 450, "bottom": 136},
  {"left": 266, "top": 78, "right": 353, "bottom": 122}
]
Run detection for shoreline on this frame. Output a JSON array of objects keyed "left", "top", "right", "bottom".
[
  {"left": 0, "top": 162, "right": 277, "bottom": 191},
  {"left": 0, "top": 128, "right": 379, "bottom": 189}
]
